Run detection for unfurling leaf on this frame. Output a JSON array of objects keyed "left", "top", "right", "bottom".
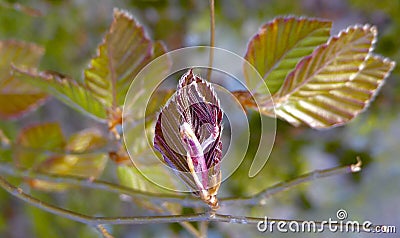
[
  {"left": 272, "top": 25, "right": 396, "bottom": 128},
  {"left": 244, "top": 17, "right": 332, "bottom": 94},
  {"left": 0, "top": 40, "right": 48, "bottom": 119},
  {"left": 154, "top": 69, "right": 223, "bottom": 209},
  {"left": 84, "top": 8, "right": 168, "bottom": 108},
  {"left": 13, "top": 68, "right": 107, "bottom": 121}
]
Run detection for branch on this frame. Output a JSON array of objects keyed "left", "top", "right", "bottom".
[
  {"left": 0, "top": 157, "right": 376, "bottom": 236},
  {"left": 0, "top": 176, "right": 353, "bottom": 226},
  {"left": 0, "top": 157, "right": 362, "bottom": 209},
  {"left": 207, "top": 0, "right": 215, "bottom": 81},
  {"left": 0, "top": 163, "right": 204, "bottom": 207},
  {"left": 221, "top": 157, "right": 362, "bottom": 206},
  {"left": 0, "top": 177, "right": 381, "bottom": 233}
]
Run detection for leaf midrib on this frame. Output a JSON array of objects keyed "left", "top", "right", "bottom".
[
  {"left": 107, "top": 42, "right": 118, "bottom": 109},
  {"left": 262, "top": 25, "right": 329, "bottom": 82},
  {"left": 278, "top": 30, "right": 372, "bottom": 100}
]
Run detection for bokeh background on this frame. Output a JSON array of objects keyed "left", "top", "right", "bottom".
[{"left": 0, "top": 0, "right": 399, "bottom": 237}]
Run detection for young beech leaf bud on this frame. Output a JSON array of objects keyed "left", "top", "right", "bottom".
[{"left": 154, "top": 69, "right": 223, "bottom": 209}]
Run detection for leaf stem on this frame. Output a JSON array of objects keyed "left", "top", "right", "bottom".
[
  {"left": 107, "top": 43, "right": 118, "bottom": 110},
  {"left": 207, "top": 0, "right": 215, "bottom": 81},
  {"left": 221, "top": 157, "right": 362, "bottom": 206}
]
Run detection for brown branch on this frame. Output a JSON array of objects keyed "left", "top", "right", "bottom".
[
  {"left": 0, "top": 163, "right": 204, "bottom": 207},
  {"left": 207, "top": 0, "right": 215, "bottom": 81},
  {"left": 0, "top": 157, "right": 362, "bottom": 209},
  {"left": 0, "top": 157, "right": 375, "bottom": 237},
  {"left": 220, "top": 157, "right": 362, "bottom": 206}
]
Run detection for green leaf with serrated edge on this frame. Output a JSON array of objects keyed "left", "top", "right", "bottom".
[
  {"left": 0, "top": 40, "right": 48, "bottom": 119},
  {"left": 14, "top": 122, "right": 65, "bottom": 168},
  {"left": 84, "top": 8, "right": 168, "bottom": 108},
  {"left": 64, "top": 129, "right": 108, "bottom": 179},
  {"left": 30, "top": 129, "right": 108, "bottom": 191},
  {"left": 275, "top": 54, "right": 395, "bottom": 128},
  {"left": 244, "top": 17, "right": 332, "bottom": 95},
  {"left": 272, "top": 25, "right": 395, "bottom": 128},
  {"left": 37, "top": 129, "right": 107, "bottom": 177},
  {"left": 66, "top": 128, "right": 108, "bottom": 152},
  {"left": 13, "top": 67, "right": 107, "bottom": 122},
  {"left": 116, "top": 41, "right": 169, "bottom": 106}
]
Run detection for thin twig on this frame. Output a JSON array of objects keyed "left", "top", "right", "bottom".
[
  {"left": 162, "top": 205, "right": 202, "bottom": 238},
  {"left": 0, "top": 163, "right": 204, "bottom": 207},
  {"left": 0, "top": 158, "right": 377, "bottom": 234},
  {"left": 194, "top": 207, "right": 208, "bottom": 238},
  {"left": 199, "top": 219, "right": 209, "bottom": 237},
  {"left": 221, "top": 157, "right": 362, "bottom": 206},
  {"left": 0, "top": 157, "right": 362, "bottom": 209},
  {"left": 96, "top": 225, "right": 114, "bottom": 238},
  {"left": 207, "top": 0, "right": 215, "bottom": 81},
  {"left": 0, "top": 176, "right": 381, "bottom": 232},
  {"left": 179, "top": 220, "right": 201, "bottom": 238},
  {"left": 0, "top": 164, "right": 203, "bottom": 236},
  {"left": 0, "top": 176, "right": 350, "bottom": 226}
]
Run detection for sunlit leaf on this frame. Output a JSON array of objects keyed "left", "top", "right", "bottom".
[
  {"left": 244, "top": 17, "right": 332, "bottom": 94},
  {"left": 66, "top": 128, "right": 108, "bottom": 153},
  {"left": 13, "top": 67, "right": 107, "bottom": 122},
  {"left": 38, "top": 129, "right": 107, "bottom": 177},
  {"left": 116, "top": 40, "right": 169, "bottom": 107},
  {"left": 0, "top": 40, "right": 43, "bottom": 76},
  {"left": 84, "top": 8, "right": 168, "bottom": 108},
  {"left": 30, "top": 129, "right": 108, "bottom": 191},
  {"left": 0, "top": 40, "right": 48, "bottom": 119},
  {"left": 14, "top": 122, "right": 65, "bottom": 168},
  {"left": 272, "top": 25, "right": 395, "bottom": 128}
]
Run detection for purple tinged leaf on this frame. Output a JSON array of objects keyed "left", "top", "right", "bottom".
[{"left": 154, "top": 69, "right": 223, "bottom": 209}]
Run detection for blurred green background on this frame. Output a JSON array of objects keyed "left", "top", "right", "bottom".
[{"left": 0, "top": 0, "right": 399, "bottom": 237}]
